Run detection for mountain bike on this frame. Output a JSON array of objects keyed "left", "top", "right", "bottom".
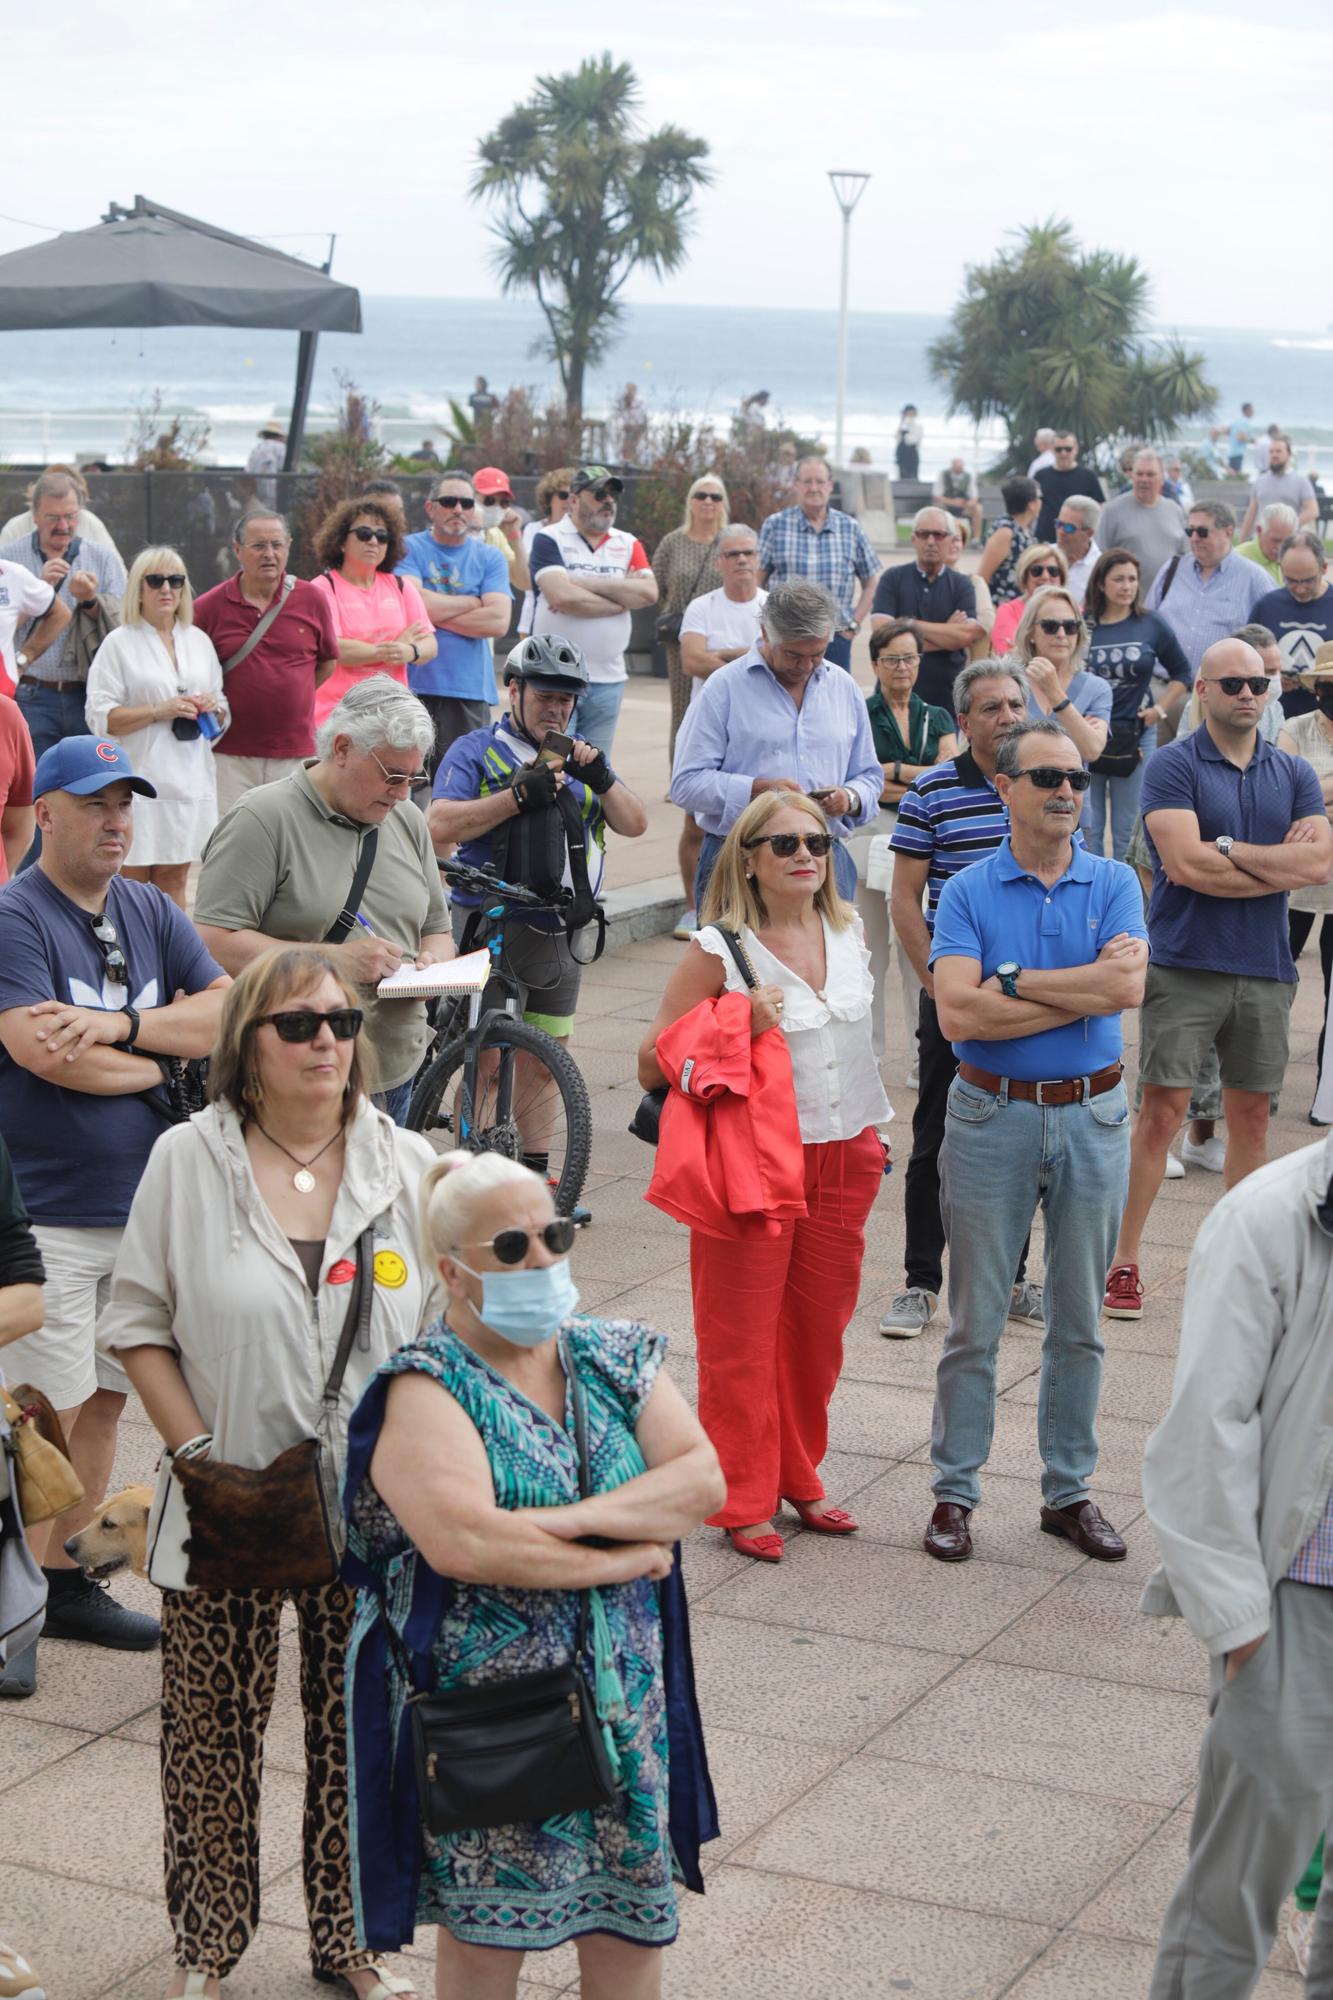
[{"left": 407, "top": 860, "right": 594, "bottom": 1217}]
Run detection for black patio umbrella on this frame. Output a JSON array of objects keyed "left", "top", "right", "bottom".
[{"left": 0, "top": 194, "right": 362, "bottom": 468}]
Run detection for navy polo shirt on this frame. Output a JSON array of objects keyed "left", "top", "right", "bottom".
[
  {"left": 871, "top": 564, "right": 976, "bottom": 713},
  {"left": 1140, "top": 728, "right": 1325, "bottom": 982},
  {"left": 930, "top": 837, "right": 1146, "bottom": 1080}
]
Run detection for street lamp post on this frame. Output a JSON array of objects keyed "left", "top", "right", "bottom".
[{"left": 828, "top": 171, "right": 871, "bottom": 470}]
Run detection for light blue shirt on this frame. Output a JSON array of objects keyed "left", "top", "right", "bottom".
[
  {"left": 670, "top": 645, "right": 882, "bottom": 837},
  {"left": 1145, "top": 552, "right": 1274, "bottom": 673},
  {"left": 0, "top": 532, "right": 126, "bottom": 682}
]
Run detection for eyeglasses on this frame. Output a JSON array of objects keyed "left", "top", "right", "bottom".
[
  {"left": 877, "top": 652, "right": 920, "bottom": 668},
  {"left": 350, "top": 525, "right": 391, "bottom": 544},
  {"left": 1027, "top": 566, "right": 1063, "bottom": 582},
  {"left": 1282, "top": 573, "right": 1321, "bottom": 588},
  {"left": 144, "top": 572, "right": 186, "bottom": 590},
  {"left": 459, "top": 1218, "right": 580, "bottom": 1265},
  {"left": 368, "top": 748, "right": 427, "bottom": 790},
  {"left": 89, "top": 912, "right": 128, "bottom": 987},
  {"left": 721, "top": 548, "right": 755, "bottom": 559},
  {"left": 694, "top": 492, "right": 725, "bottom": 503},
  {"left": 1037, "top": 617, "right": 1081, "bottom": 635},
  {"left": 1054, "top": 521, "right": 1081, "bottom": 534},
  {"left": 1186, "top": 524, "right": 1216, "bottom": 539},
  {"left": 432, "top": 495, "right": 476, "bottom": 511},
  {"left": 742, "top": 831, "right": 834, "bottom": 858},
  {"left": 1207, "top": 676, "right": 1270, "bottom": 697},
  {"left": 1053, "top": 445, "right": 1077, "bottom": 454},
  {"left": 914, "top": 529, "right": 948, "bottom": 539},
  {"left": 1014, "top": 766, "right": 1092, "bottom": 792},
  {"left": 254, "top": 1008, "right": 365, "bottom": 1043}
]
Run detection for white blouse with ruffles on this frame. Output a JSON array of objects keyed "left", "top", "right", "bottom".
[{"left": 696, "top": 915, "right": 893, "bottom": 1146}]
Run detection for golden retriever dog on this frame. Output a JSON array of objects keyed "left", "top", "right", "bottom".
[{"left": 64, "top": 1485, "right": 153, "bottom": 1579}]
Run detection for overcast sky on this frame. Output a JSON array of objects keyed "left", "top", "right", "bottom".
[{"left": 3, "top": 1, "right": 1329, "bottom": 332}]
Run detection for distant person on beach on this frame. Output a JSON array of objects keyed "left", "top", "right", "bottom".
[
  {"left": 895, "top": 405, "right": 923, "bottom": 480},
  {"left": 1164, "top": 457, "right": 1194, "bottom": 510},
  {"left": 1234, "top": 500, "right": 1298, "bottom": 583},
  {"left": 870, "top": 507, "right": 981, "bottom": 716},
  {"left": 1054, "top": 495, "right": 1102, "bottom": 605},
  {"left": 1226, "top": 402, "right": 1258, "bottom": 473},
  {"left": 396, "top": 471, "right": 511, "bottom": 782},
  {"left": 1238, "top": 434, "right": 1318, "bottom": 541},
  {"left": 932, "top": 458, "right": 983, "bottom": 546},
  {"left": 975, "top": 474, "right": 1041, "bottom": 605},
  {"left": 0, "top": 464, "right": 119, "bottom": 556},
  {"left": 193, "top": 510, "right": 339, "bottom": 816},
  {"left": 244, "top": 422, "right": 285, "bottom": 507},
  {"left": 1098, "top": 450, "right": 1188, "bottom": 590},
  {"left": 758, "top": 457, "right": 880, "bottom": 671},
  {"left": 308, "top": 497, "right": 435, "bottom": 728},
  {"left": 471, "top": 465, "right": 532, "bottom": 592},
  {"left": 1027, "top": 428, "right": 1057, "bottom": 477},
  {"left": 413, "top": 438, "right": 441, "bottom": 468},
  {"left": 1034, "top": 432, "right": 1105, "bottom": 542},
  {"left": 468, "top": 374, "right": 499, "bottom": 430}
]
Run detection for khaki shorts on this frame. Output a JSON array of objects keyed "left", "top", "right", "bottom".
[
  {"left": 3, "top": 1225, "right": 131, "bottom": 1410},
  {"left": 1138, "top": 964, "right": 1295, "bottom": 1097}
]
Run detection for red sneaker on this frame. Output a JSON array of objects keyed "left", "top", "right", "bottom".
[{"left": 1103, "top": 1264, "right": 1143, "bottom": 1319}]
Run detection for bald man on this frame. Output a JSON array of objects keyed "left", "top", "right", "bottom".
[{"left": 1104, "top": 637, "right": 1333, "bottom": 1320}]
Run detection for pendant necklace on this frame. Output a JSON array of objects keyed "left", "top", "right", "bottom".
[{"left": 255, "top": 1121, "right": 343, "bottom": 1194}]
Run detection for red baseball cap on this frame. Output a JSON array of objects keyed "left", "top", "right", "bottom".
[{"left": 472, "top": 467, "right": 512, "bottom": 497}]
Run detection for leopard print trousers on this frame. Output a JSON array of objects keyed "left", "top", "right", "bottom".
[{"left": 160, "top": 1578, "right": 374, "bottom": 1979}]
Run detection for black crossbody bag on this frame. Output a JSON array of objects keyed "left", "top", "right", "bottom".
[
  {"left": 628, "top": 925, "right": 758, "bottom": 1145},
  {"left": 401, "top": 1348, "right": 619, "bottom": 1835}
]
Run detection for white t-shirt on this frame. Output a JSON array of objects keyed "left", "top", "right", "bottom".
[
  {"left": 678, "top": 585, "right": 768, "bottom": 704},
  {"left": 530, "top": 515, "right": 650, "bottom": 685},
  {"left": 0, "top": 560, "right": 55, "bottom": 689}
]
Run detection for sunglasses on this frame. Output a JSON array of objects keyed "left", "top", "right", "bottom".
[
  {"left": 144, "top": 572, "right": 186, "bottom": 590},
  {"left": 89, "top": 912, "right": 128, "bottom": 986},
  {"left": 1053, "top": 445, "right": 1077, "bottom": 454},
  {"left": 588, "top": 485, "right": 616, "bottom": 502},
  {"left": 694, "top": 492, "right": 725, "bottom": 503},
  {"left": 433, "top": 495, "right": 476, "bottom": 511},
  {"left": 460, "top": 1218, "right": 579, "bottom": 1265},
  {"left": 1037, "top": 617, "right": 1081, "bottom": 635},
  {"left": 1186, "top": 524, "right": 1216, "bottom": 539},
  {"left": 1027, "top": 566, "right": 1063, "bottom": 581},
  {"left": 1053, "top": 521, "right": 1081, "bottom": 534},
  {"left": 368, "top": 747, "right": 427, "bottom": 790},
  {"left": 255, "top": 1007, "right": 364, "bottom": 1043},
  {"left": 351, "top": 526, "right": 391, "bottom": 544},
  {"left": 914, "top": 529, "right": 949, "bottom": 539},
  {"left": 743, "top": 831, "right": 834, "bottom": 858},
  {"left": 1208, "top": 676, "right": 1270, "bottom": 697},
  {"left": 1014, "top": 766, "right": 1092, "bottom": 792}
]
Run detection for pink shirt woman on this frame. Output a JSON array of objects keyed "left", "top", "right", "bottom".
[{"left": 310, "top": 500, "right": 435, "bottom": 726}]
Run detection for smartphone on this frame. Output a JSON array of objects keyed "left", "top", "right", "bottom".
[
  {"left": 536, "top": 731, "right": 573, "bottom": 770},
  {"left": 808, "top": 787, "right": 837, "bottom": 803}
]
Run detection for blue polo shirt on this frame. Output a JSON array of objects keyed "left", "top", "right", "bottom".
[
  {"left": 396, "top": 531, "right": 509, "bottom": 702},
  {"left": 1140, "top": 727, "right": 1325, "bottom": 982},
  {"left": 929, "top": 838, "right": 1145, "bottom": 1080}
]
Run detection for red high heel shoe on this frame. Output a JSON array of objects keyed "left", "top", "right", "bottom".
[
  {"left": 726, "top": 1526, "right": 785, "bottom": 1562},
  {"left": 783, "top": 1497, "right": 859, "bottom": 1535}
]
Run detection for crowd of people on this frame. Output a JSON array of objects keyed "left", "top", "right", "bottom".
[{"left": 0, "top": 435, "right": 1332, "bottom": 2000}]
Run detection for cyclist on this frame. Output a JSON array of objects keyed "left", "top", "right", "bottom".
[{"left": 427, "top": 635, "right": 647, "bottom": 1179}]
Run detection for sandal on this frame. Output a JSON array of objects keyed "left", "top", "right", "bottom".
[
  {"left": 314, "top": 1968, "right": 418, "bottom": 2000},
  {"left": 0, "top": 1938, "right": 46, "bottom": 2000},
  {"left": 166, "top": 1976, "right": 216, "bottom": 2000},
  {"left": 783, "top": 1496, "right": 859, "bottom": 1535}
]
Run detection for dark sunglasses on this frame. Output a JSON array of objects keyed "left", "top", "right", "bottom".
[
  {"left": 1186, "top": 524, "right": 1216, "bottom": 539},
  {"left": 589, "top": 485, "right": 616, "bottom": 502},
  {"left": 694, "top": 492, "right": 725, "bottom": 502},
  {"left": 255, "top": 1008, "right": 364, "bottom": 1043},
  {"left": 351, "top": 526, "right": 391, "bottom": 544},
  {"left": 1015, "top": 766, "right": 1092, "bottom": 792},
  {"left": 1027, "top": 566, "right": 1063, "bottom": 581},
  {"left": 743, "top": 831, "right": 834, "bottom": 858},
  {"left": 462, "top": 1218, "right": 580, "bottom": 1265},
  {"left": 554, "top": 488, "right": 570, "bottom": 499},
  {"left": 144, "top": 572, "right": 186, "bottom": 590},
  {"left": 432, "top": 495, "right": 475, "bottom": 511},
  {"left": 89, "top": 912, "right": 128, "bottom": 986},
  {"left": 1037, "top": 617, "right": 1081, "bottom": 635},
  {"left": 1209, "top": 676, "right": 1270, "bottom": 697}
]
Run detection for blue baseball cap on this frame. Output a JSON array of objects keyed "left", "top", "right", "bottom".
[{"left": 33, "top": 736, "right": 157, "bottom": 801}]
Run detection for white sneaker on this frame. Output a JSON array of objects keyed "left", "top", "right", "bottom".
[
  {"left": 1182, "top": 1133, "right": 1226, "bottom": 1173},
  {"left": 673, "top": 908, "right": 698, "bottom": 941},
  {"left": 1164, "top": 1151, "right": 1185, "bottom": 1180},
  {"left": 879, "top": 1289, "right": 938, "bottom": 1338},
  {"left": 905, "top": 1065, "right": 919, "bottom": 1089}
]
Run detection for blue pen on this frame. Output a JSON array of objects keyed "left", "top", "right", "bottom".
[
  {"left": 352, "top": 912, "right": 376, "bottom": 937},
  {"left": 355, "top": 911, "right": 415, "bottom": 972}
]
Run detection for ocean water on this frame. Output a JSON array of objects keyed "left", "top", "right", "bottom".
[{"left": 0, "top": 295, "right": 1329, "bottom": 475}]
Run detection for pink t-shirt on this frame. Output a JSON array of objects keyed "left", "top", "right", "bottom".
[
  {"left": 311, "top": 569, "right": 429, "bottom": 725},
  {"left": 990, "top": 593, "right": 1025, "bottom": 656}
]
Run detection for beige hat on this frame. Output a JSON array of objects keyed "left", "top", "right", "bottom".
[{"left": 1297, "top": 639, "right": 1333, "bottom": 689}]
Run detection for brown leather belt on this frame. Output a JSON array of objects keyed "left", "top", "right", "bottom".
[
  {"left": 18, "top": 674, "right": 85, "bottom": 693},
  {"left": 957, "top": 1060, "right": 1123, "bottom": 1106}
]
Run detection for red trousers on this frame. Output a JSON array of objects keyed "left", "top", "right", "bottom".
[{"left": 691, "top": 1127, "right": 884, "bottom": 1527}]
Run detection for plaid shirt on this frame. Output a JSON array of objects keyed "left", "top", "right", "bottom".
[
  {"left": 1288, "top": 1485, "right": 1333, "bottom": 1587},
  {"left": 757, "top": 505, "right": 879, "bottom": 624}
]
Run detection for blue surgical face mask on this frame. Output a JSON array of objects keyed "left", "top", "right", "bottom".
[{"left": 453, "top": 1257, "right": 580, "bottom": 1348}]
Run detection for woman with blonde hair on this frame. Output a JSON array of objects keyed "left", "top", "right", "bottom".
[
  {"left": 85, "top": 546, "right": 227, "bottom": 906},
  {"left": 1013, "top": 583, "right": 1110, "bottom": 768},
  {"left": 988, "top": 541, "right": 1068, "bottom": 654},
  {"left": 518, "top": 466, "right": 576, "bottom": 634},
  {"left": 99, "top": 945, "right": 437, "bottom": 2000},
  {"left": 639, "top": 790, "right": 892, "bottom": 1563},
  {"left": 651, "top": 475, "right": 729, "bottom": 758}
]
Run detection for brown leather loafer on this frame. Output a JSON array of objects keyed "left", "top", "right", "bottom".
[
  {"left": 924, "top": 1501, "right": 973, "bottom": 1562},
  {"left": 1040, "top": 1499, "right": 1126, "bottom": 1561}
]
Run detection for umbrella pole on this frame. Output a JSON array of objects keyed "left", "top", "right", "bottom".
[{"left": 284, "top": 330, "right": 319, "bottom": 473}]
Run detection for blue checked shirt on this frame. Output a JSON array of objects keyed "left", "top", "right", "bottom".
[
  {"left": 757, "top": 505, "right": 879, "bottom": 625},
  {"left": 1288, "top": 1488, "right": 1333, "bottom": 1587},
  {"left": 0, "top": 532, "right": 126, "bottom": 681},
  {"left": 1144, "top": 551, "right": 1274, "bottom": 674}
]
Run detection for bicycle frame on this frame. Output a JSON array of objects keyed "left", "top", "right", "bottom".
[{"left": 455, "top": 901, "right": 524, "bottom": 1147}]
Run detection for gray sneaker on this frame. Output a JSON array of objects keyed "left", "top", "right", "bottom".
[
  {"left": 1009, "top": 1281, "right": 1045, "bottom": 1326},
  {"left": 878, "top": 1289, "right": 938, "bottom": 1338}
]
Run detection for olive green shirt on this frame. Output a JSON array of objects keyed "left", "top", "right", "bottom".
[{"left": 195, "top": 763, "right": 449, "bottom": 1089}]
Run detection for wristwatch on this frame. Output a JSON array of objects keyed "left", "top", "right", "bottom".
[
  {"left": 1215, "top": 835, "right": 1235, "bottom": 859},
  {"left": 1052, "top": 697, "right": 1072, "bottom": 715},
  {"left": 116, "top": 1003, "right": 141, "bottom": 1050},
  {"left": 892, "top": 760, "right": 902, "bottom": 785},
  {"left": 996, "top": 960, "right": 1022, "bottom": 999}
]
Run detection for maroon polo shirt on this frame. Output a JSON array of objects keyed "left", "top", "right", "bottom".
[{"left": 193, "top": 573, "right": 338, "bottom": 760}]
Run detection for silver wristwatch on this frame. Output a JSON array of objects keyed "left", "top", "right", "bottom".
[{"left": 1215, "top": 835, "right": 1235, "bottom": 858}]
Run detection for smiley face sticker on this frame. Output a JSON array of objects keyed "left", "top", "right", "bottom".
[{"left": 373, "top": 1248, "right": 408, "bottom": 1290}]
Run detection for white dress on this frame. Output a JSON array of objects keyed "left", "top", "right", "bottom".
[{"left": 85, "top": 622, "right": 228, "bottom": 864}]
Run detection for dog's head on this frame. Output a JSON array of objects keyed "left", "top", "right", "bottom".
[{"left": 64, "top": 1485, "right": 154, "bottom": 1579}]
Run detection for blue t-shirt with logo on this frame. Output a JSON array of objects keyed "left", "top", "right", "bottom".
[
  {"left": 0, "top": 869, "right": 222, "bottom": 1225},
  {"left": 1085, "top": 612, "right": 1192, "bottom": 730},
  {"left": 396, "top": 531, "right": 509, "bottom": 703}
]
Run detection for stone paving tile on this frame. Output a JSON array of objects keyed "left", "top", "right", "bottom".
[
  {"left": 982, "top": 1562, "right": 1210, "bottom": 1696},
  {"left": 692, "top": 1722, "right": 845, "bottom": 1863},
  {"left": 0, "top": 1859, "right": 171, "bottom": 2000},
  {"left": 851, "top": 1460, "right": 1144, "bottom": 1572},
  {"left": 998, "top": 1930, "right": 1303, "bottom": 1997},
  {"left": 904, "top": 1397, "right": 1153, "bottom": 1498},
  {"left": 730, "top": 1756, "right": 1163, "bottom": 1922},
  {"left": 688, "top": 1613, "right": 960, "bottom": 1748},
  {"left": 1001, "top": 1341, "right": 1181, "bottom": 1423},
  {"left": 0, "top": 1711, "right": 94, "bottom": 1791},
  {"left": 825, "top": 1377, "right": 938, "bottom": 1459},
  {"left": 7, "top": 1631, "right": 159, "bottom": 1732}
]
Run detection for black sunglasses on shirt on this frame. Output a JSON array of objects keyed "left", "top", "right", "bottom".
[{"left": 88, "top": 912, "right": 128, "bottom": 986}]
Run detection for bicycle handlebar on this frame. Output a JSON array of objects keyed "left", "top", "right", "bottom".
[{"left": 439, "top": 858, "right": 555, "bottom": 910}]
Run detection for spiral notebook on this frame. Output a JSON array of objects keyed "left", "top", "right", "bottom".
[{"left": 376, "top": 949, "right": 490, "bottom": 998}]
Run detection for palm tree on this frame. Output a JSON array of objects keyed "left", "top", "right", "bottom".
[{"left": 471, "top": 56, "right": 713, "bottom": 425}]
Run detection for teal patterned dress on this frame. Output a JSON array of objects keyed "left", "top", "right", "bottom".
[{"left": 346, "top": 1314, "right": 677, "bottom": 1951}]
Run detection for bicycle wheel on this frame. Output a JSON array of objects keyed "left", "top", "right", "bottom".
[{"left": 407, "top": 1015, "right": 593, "bottom": 1215}]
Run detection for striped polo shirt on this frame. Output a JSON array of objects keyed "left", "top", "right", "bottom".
[{"left": 889, "top": 747, "right": 1010, "bottom": 930}]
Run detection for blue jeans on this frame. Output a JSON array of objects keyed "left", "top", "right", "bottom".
[
  {"left": 374, "top": 1081, "right": 414, "bottom": 1127},
  {"left": 571, "top": 681, "right": 626, "bottom": 760},
  {"left": 1085, "top": 725, "right": 1154, "bottom": 861},
  {"left": 933, "top": 1071, "right": 1130, "bottom": 1511},
  {"left": 694, "top": 828, "right": 859, "bottom": 913},
  {"left": 14, "top": 679, "right": 89, "bottom": 870}
]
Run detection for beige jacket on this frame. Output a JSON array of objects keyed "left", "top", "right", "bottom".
[{"left": 98, "top": 1099, "right": 439, "bottom": 1471}]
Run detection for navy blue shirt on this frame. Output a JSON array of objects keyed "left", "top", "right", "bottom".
[
  {"left": 871, "top": 565, "right": 977, "bottom": 714},
  {"left": 1085, "top": 612, "right": 1192, "bottom": 731},
  {"left": 930, "top": 837, "right": 1145, "bottom": 1080},
  {"left": 1253, "top": 585, "right": 1333, "bottom": 718},
  {"left": 889, "top": 748, "right": 1011, "bottom": 929},
  {"left": 0, "top": 869, "right": 223, "bottom": 1224},
  {"left": 1140, "top": 728, "right": 1325, "bottom": 981}
]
